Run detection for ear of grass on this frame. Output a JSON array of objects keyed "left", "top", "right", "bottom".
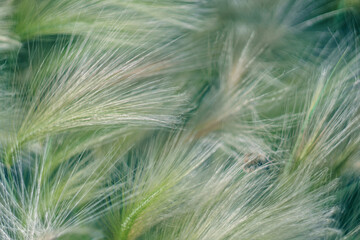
[
  {"left": 103, "top": 132, "right": 219, "bottom": 240},
  {"left": 0, "top": 137, "right": 123, "bottom": 240},
  {"left": 287, "top": 47, "right": 360, "bottom": 174},
  {"left": 4, "top": 32, "right": 194, "bottom": 166},
  {"left": 190, "top": 27, "right": 288, "bottom": 138},
  {"left": 144, "top": 157, "right": 339, "bottom": 240},
  {"left": 186, "top": 0, "right": 344, "bottom": 143}
]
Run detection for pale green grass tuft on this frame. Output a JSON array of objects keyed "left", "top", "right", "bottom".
[{"left": 0, "top": 0, "right": 359, "bottom": 239}]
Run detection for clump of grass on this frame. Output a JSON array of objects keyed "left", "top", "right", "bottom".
[
  {"left": 3, "top": 32, "right": 194, "bottom": 166},
  {"left": 103, "top": 132, "right": 219, "bottom": 240},
  {"left": 0, "top": 138, "right": 123, "bottom": 240},
  {"left": 1, "top": 0, "right": 360, "bottom": 239}
]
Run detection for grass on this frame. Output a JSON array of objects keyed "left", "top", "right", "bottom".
[{"left": 0, "top": 0, "right": 359, "bottom": 239}]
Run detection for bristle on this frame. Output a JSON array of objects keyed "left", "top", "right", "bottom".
[{"left": 1, "top": 0, "right": 359, "bottom": 239}]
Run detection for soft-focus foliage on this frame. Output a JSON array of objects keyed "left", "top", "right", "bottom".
[{"left": 0, "top": 0, "right": 359, "bottom": 239}]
